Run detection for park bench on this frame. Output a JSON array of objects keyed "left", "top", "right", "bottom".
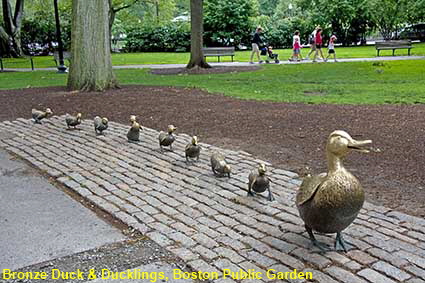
[
  {"left": 0, "top": 55, "right": 34, "bottom": 71},
  {"left": 203, "top": 47, "right": 235, "bottom": 62},
  {"left": 53, "top": 51, "right": 71, "bottom": 66},
  {"left": 375, "top": 40, "right": 413, "bottom": 56}
]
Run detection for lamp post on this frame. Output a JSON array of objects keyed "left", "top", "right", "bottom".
[{"left": 54, "top": 0, "right": 67, "bottom": 73}]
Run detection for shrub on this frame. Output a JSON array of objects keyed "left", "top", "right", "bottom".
[{"left": 124, "top": 25, "right": 190, "bottom": 52}]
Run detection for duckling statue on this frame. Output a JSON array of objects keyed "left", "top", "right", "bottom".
[
  {"left": 296, "top": 130, "right": 372, "bottom": 252},
  {"left": 185, "top": 136, "right": 201, "bottom": 162},
  {"left": 32, "top": 108, "right": 52, "bottom": 124},
  {"left": 127, "top": 122, "right": 141, "bottom": 143},
  {"left": 210, "top": 152, "right": 231, "bottom": 178},
  {"left": 159, "top": 125, "right": 177, "bottom": 152},
  {"left": 94, "top": 116, "right": 108, "bottom": 135},
  {"left": 65, "top": 113, "right": 82, "bottom": 129},
  {"left": 248, "top": 163, "right": 274, "bottom": 201}
]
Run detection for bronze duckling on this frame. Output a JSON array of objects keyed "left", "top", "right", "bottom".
[
  {"left": 130, "top": 115, "right": 137, "bottom": 125},
  {"left": 127, "top": 122, "right": 141, "bottom": 143},
  {"left": 210, "top": 152, "right": 231, "bottom": 178},
  {"left": 296, "top": 130, "right": 372, "bottom": 252},
  {"left": 94, "top": 116, "right": 108, "bottom": 135},
  {"left": 248, "top": 163, "right": 274, "bottom": 201},
  {"left": 65, "top": 113, "right": 82, "bottom": 129},
  {"left": 159, "top": 125, "right": 177, "bottom": 152},
  {"left": 32, "top": 108, "right": 52, "bottom": 124},
  {"left": 185, "top": 136, "right": 201, "bottom": 162}
]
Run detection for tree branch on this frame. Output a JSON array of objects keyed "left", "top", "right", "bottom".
[
  {"left": 112, "top": 0, "right": 141, "bottom": 13},
  {"left": 0, "top": 25, "right": 9, "bottom": 41},
  {"left": 13, "top": 0, "right": 25, "bottom": 35}
]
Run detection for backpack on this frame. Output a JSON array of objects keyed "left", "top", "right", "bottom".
[{"left": 309, "top": 33, "right": 315, "bottom": 44}]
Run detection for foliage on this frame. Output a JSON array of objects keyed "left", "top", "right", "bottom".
[
  {"left": 258, "top": 0, "right": 279, "bottom": 17},
  {"left": 368, "top": 0, "right": 409, "bottom": 40},
  {"left": 295, "top": 0, "right": 375, "bottom": 46},
  {"left": 204, "top": 0, "right": 259, "bottom": 47},
  {"left": 124, "top": 23, "right": 190, "bottom": 52},
  {"left": 21, "top": 10, "right": 72, "bottom": 54}
]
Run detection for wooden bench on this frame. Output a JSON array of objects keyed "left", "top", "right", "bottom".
[
  {"left": 203, "top": 47, "right": 235, "bottom": 62},
  {"left": 53, "top": 51, "right": 71, "bottom": 66},
  {"left": 0, "top": 56, "right": 34, "bottom": 71},
  {"left": 375, "top": 40, "right": 413, "bottom": 56}
]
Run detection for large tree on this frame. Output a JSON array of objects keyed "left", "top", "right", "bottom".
[
  {"left": 0, "top": 0, "right": 25, "bottom": 57},
  {"left": 186, "top": 0, "right": 210, "bottom": 69},
  {"left": 369, "top": 0, "right": 408, "bottom": 40},
  {"left": 67, "top": 0, "right": 118, "bottom": 91}
]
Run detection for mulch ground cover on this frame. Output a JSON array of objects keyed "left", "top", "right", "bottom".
[{"left": 1, "top": 83, "right": 424, "bottom": 217}]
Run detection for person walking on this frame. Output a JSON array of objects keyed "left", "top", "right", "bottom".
[
  {"left": 312, "top": 28, "right": 325, "bottom": 62},
  {"left": 290, "top": 31, "right": 302, "bottom": 61},
  {"left": 325, "top": 35, "right": 337, "bottom": 62},
  {"left": 305, "top": 26, "right": 319, "bottom": 60},
  {"left": 250, "top": 27, "right": 264, "bottom": 64}
]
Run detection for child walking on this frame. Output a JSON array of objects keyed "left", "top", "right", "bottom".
[
  {"left": 325, "top": 35, "right": 337, "bottom": 62},
  {"left": 290, "top": 31, "right": 302, "bottom": 61}
]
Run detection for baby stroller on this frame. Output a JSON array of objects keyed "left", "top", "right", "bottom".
[{"left": 260, "top": 45, "right": 280, "bottom": 64}]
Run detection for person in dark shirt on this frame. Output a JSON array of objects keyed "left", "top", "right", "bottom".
[{"left": 250, "top": 27, "right": 264, "bottom": 64}]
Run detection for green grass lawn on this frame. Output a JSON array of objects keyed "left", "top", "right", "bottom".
[
  {"left": 1, "top": 60, "right": 424, "bottom": 104},
  {"left": 1, "top": 43, "right": 425, "bottom": 69}
]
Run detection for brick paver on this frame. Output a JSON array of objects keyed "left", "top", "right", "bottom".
[{"left": 1, "top": 116, "right": 424, "bottom": 282}]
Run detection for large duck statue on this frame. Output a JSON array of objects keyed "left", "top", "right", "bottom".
[{"left": 296, "top": 130, "right": 372, "bottom": 252}]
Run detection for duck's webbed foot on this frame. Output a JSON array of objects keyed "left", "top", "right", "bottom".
[
  {"left": 267, "top": 188, "right": 275, "bottom": 201},
  {"left": 305, "top": 225, "right": 329, "bottom": 252},
  {"left": 335, "top": 232, "right": 353, "bottom": 252}
]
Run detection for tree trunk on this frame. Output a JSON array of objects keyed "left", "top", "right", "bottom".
[
  {"left": 67, "top": 0, "right": 118, "bottom": 92},
  {"left": 0, "top": 0, "right": 25, "bottom": 57},
  {"left": 109, "top": 7, "right": 115, "bottom": 52},
  {"left": 186, "top": 0, "right": 211, "bottom": 69}
]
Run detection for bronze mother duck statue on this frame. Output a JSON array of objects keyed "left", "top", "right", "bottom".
[{"left": 296, "top": 130, "right": 372, "bottom": 252}]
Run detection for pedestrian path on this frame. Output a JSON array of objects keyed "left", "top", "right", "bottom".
[
  {"left": 0, "top": 116, "right": 424, "bottom": 283},
  {"left": 0, "top": 148, "right": 125, "bottom": 271},
  {"left": 3, "top": 55, "right": 425, "bottom": 72}
]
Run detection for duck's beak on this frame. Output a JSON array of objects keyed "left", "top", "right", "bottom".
[{"left": 348, "top": 139, "right": 372, "bottom": 153}]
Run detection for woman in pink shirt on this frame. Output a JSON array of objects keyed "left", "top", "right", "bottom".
[{"left": 313, "top": 28, "right": 325, "bottom": 62}]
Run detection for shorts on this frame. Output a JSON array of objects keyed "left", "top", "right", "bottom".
[
  {"left": 328, "top": 49, "right": 335, "bottom": 54},
  {"left": 252, "top": 43, "right": 259, "bottom": 52},
  {"left": 316, "top": 44, "right": 322, "bottom": 49},
  {"left": 293, "top": 49, "right": 300, "bottom": 54},
  {"left": 310, "top": 44, "right": 316, "bottom": 51}
]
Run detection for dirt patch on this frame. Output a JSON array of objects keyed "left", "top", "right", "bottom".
[
  {"left": 150, "top": 66, "right": 261, "bottom": 75},
  {"left": 0, "top": 85, "right": 424, "bottom": 217}
]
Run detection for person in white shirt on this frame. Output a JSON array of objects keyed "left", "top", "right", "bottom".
[{"left": 325, "top": 35, "right": 337, "bottom": 62}]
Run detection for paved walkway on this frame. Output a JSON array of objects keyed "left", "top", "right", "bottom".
[
  {"left": 0, "top": 116, "right": 424, "bottom": 283},
  {"left": 3, "top": 55, "right": 425, "bottom": 72},
  {"left": 0, "top": 148, "right": 125, "bottom": 271}
]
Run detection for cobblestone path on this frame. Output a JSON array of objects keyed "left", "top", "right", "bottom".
[{"left": 0, "top": 116, "right": 424, "bottom": 283}]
